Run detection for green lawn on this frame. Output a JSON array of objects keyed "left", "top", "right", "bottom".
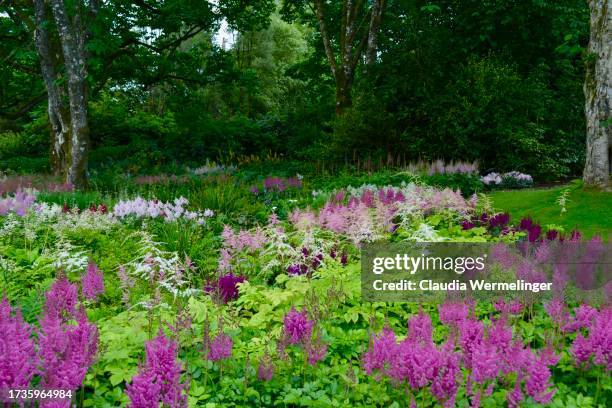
[{"left": 489, "top": 180, "right": 612, "bottom": 240}]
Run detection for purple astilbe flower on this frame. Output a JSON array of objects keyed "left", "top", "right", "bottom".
[
  {"left": 257, "top": 353, "right": 274, "bottom": 381},
  {"left": 546, "top": 229, "right": 559, "bottom": 241},
  {"left": 562, "top": 304, "right": 598, "bottom": 333},
  {"left": 493, "top": 300, "right": 524, "bottom": 316},
  {"left": 81, "top": 261, "right": 105, "bottom": 301},
  {"left": 490, "top": 243, "right": 516, "bottom": 269},
  {"left": 544, "top": 299, "right": 569, "bottom": 326},
  {"left": 126, "top": 332, "right": 187, "bottom": 408},
  {"left": 439, "top": 302, "right": 470, "bottom": 327},
  {"left": 38, "top": 307, "right": 98, "bottom": 399},
  {"left": 389, "top": 339, "right": 439, "bottom": 389},
  {"left": 489, "top": 213, "right": 510, "bottom": 229},
  {"left": 431, "top": 342, "right": 461, "bottom": 408},
  {"left": 363, "top": 328, "right": 397, "bottom": 377},
  {"left": 125, "top": 371, "right": 161, "bottom": 408},
  {"left": 340, "top": 252, "right": 348, "bottom": 266},
  {"left": 283, "top": 308, "right": 314, "bottom": 344},
  {"left": 45, "top": 275, "right": 78, "bottom": 320},
  {"left": 208, "top": 333, "right": 233, "bottom": 361},
  {"left": 524, "top": 352, "right": 557, "bottom": 404},
  {"left": 462, "top": 220, "right": 475, "bottom": 230},
  {"left": 0, "top": 298, "right": 36, "bottom": 390},
  {"left": 569, "top": 229, "right": 582, "bottom": 242},
  {"left": 570, "top": 307, "right": 612, "bottom": 370},
  {"left": 306, "top": 338, "right": 328, "bottom": 366},
  {"left": 459, "top": 319, "right": 485, "bottom": 370},
  {"left": 205, "top": 273, "right": 245, "bottom": 303},
  {"left": 407, "top": 312, "right": 433, "bottom": 345},
  {"left": 470, "top": 342, "right": 500, "bottom": 387}
]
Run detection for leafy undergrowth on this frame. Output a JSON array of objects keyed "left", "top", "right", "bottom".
[{"left": 0, "top": 172, "right": 610, "bottom": 407}]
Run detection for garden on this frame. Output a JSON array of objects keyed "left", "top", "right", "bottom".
[{"left": 1, "top": 1, "right": 611, "bottom": 407}]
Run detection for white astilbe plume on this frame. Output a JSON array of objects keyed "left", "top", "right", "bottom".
[
  {"left": 125, "top": 230, "right": 200, "bottom": 299},
  {"left": 48, "top": 239, "right": 89, "bottom": 272},
  {"left": 405, "top": 223, "right": 446, "bottom": 242}
]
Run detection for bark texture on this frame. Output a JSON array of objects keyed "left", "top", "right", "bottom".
[
  {"left": 584, "top": 0, "right": 611, "bottom": 187},
  {"left": 33, "top": 0, "right": 70, "bottom": 176},
  {"left": 313, "top": 0, "right": 385, "bottom": 115},
  {"left": 49, "top": 0, "right": 91, "bottom": 189}
]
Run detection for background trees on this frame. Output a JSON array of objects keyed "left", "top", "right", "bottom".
[{"left": 0, "top": 0, "right": 601, "bottom": 185}]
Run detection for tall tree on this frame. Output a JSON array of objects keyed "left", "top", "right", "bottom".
[
  {"left": 3, "top": 0, "right": 276, "bottom": 188},
  {"left": 282, "top": 0, "right": 386, "bottom": 114},
  {"left": 583, "top": 0, "right": 611, "bottom": 187}
]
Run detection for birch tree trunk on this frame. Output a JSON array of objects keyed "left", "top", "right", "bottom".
[
  {"left": 583, "top": 0, "right": 611, "bottom": 187},
  {"left": 49, "top": 0, "right": 91, "bottom": 189}
]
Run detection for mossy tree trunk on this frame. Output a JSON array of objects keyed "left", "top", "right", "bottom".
[{"left": 583, "top": 0, "right": 611, "bottom": 187}]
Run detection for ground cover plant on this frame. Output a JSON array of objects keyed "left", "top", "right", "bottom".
[{"left": 0, "top": 169, "right": 610, "bottom": 407}]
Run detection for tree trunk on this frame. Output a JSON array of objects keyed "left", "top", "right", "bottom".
[
  {"left": 33, "top": 0, "right": 70, "bottom": 177},
  {"left": 583, "top": 0, "right": 611, "bottom": 187},
  {"left": 50, "top": 0, "right": 90, "bottom": 189},
  {"left": 313, "top": 0, "right": 385, "bottom": 116},
  {"left": 335, "top": 72, "right": 353, "bottom": 115}
]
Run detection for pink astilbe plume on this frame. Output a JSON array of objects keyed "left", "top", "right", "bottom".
[
  {"left": 45, "top": 275, "right": 78, "bottom": 319},
  {"left": 283, "top": 307, "right": 314, "bottom": 345},
  {"left": 38, "top": 308, "right": 98, "bottom": 404},
  {"left": 126, "top": 332, "right": 187, "bottom": 408},
  {"left": 0, "top": 298, "right": 36, "bottom": 390},
  {"left": 81, "top": 261, "right": 105, "bottom": 301},
  {"left": 207, "top": 333, "right": 233, "bottom": 361}
]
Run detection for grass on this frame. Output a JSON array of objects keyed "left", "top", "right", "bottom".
[{"left": 489, "top": 180, "right": 612, "bottom": 240}]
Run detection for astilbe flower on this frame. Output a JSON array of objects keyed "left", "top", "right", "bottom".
[
  {"left": 430, "top": 342, "right": 461, "bottom": 408},
  {"left": 363, "top": 328, "right": 397, "bottom": 377},
  {"left": 126, "top": 332, "right": 187, "bottom": 408},
  {"left": 45, "top": 275, "right": 79, "bottom": 319},
  {"left": 81, "top": 261, "right": 105, "bottom": 301},
  {"left": 208, "top": 333, "right": 233, "bottom": 361},
  {"left": 283, "top": 308, "right": 314, "bottom": 344},
  {"left": 306, "top": 338, "right": 328, "bottom": 366},
  {"left": 257, "top": 353, "right": 274, "bottom": 381},
  {"left": 38, "top": 307, "right": 98, "bottom": 402},
  {"left": 0, "top": 298, "right": 36, "bottom": 390},
  {"left": 523, "top": 352, "right": 557, "bottom": 403},
  {"left": 439, "top": 302, "right": 470, "bottom": 327},
  {"left": 205, "top": 273, "right": 245, "bottom": 303},
  {"left": 562, "top": 304, "right": 597, "bottom": 332},
  {"left": 570, "top": 307, "right": 612, "bottom": 370}
]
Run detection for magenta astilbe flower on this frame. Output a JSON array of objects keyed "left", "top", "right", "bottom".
[
  {"left": 363, "top": 328, "right": 397, "bottom": 376},
  {"left": 205, "top": 273, "right": 245, "bottom": 303},
  {"left": 431, "top": 343, "right": 461, "bottom": 408},
  {"left": 389, "top": 339, "right": 439, "bottom": 389},
  {"left": 125, "top": 371, "right": 162, "bottom": 408},
  {"left": 562, "top": 304, "right": 598, "bottom": 332},
  {"left": 208, "top": 333, "right": 233, "bottom": 361},
  {"left": 306, "top": 339, "right": 328, "bottom": 366},
  {"left": 407, "top": 312, "right": 433, "bottom": 345},
  {"left": 439, "top": 302, "right": 470, "bottom": 327},
  {"left": 0, "top": 298, "right": 36, "bottom": 389},
  {"left": 257, "top": 353, "right": 274, "bottom": 381},
  {"left": 544, "top": 299, "right": 569, "bottom": 326},
  {"left": 81, "top": 261, "right": 105, "bottom": 301},
  {"left": 570, "top": 307, "right": 612, "bottom": 370},
  {"left": 126, "top": 332, "right": 187, "bottom": 408},
  {"left": 283, "top": 308, "right": 314, "bottom": 344},
  {"left": 38, "top": 308, "right": 98, "bottom": 394},
  {"left": 45, "top": 275, "right": 78, "bottom": 320},
  {"left": 524, "top": 352, "right": 557, "bottom": 404},
  {"left": 458, "top": 319, "right": 485, "bottom": 370}
]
